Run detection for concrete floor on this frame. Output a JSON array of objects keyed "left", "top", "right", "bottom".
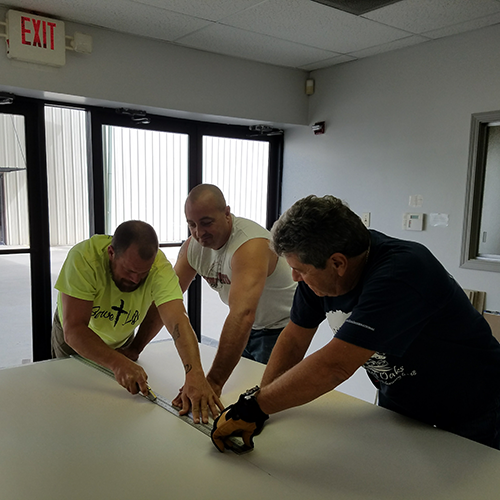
[{"left": 0, "top": 251, "right": 34, "bottom": 368}]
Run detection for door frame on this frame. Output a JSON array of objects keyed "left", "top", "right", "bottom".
[
  {"left": 89, "top": 107, "right": 284, "bottom": 339},
  {"left": 0, "top": 95, "right": 52, "bottom": 361},
  {"left": 1, "top": 95, "right": 284, "bottom": 357}
]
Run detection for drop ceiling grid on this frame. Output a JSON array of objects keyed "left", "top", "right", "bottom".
[
  {"left": 363, "top": 0, "right": 500, "bottom": 34},
  {"left": 130, "top": 0, "right": 267, "bottom": 22},
  {"left": 177, "top": 23, "right": 344, "bottom": 68},
  {"left": 2, "top": 0, "right": 500, "bottom": 69},
  {"left": 216, "top": 0, "right": 413, "bottom": 53}
]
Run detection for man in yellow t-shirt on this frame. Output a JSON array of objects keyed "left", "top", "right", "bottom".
[{"left": 52, "top": 220, "right": 222, "bottom": 424}]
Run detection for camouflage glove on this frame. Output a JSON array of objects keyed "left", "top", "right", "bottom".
[{"left": 211, "top": 386, "right": 269, "bottom": 452}]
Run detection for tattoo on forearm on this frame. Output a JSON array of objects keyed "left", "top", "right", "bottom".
[
  {"left": 171, "top": 324, "right": 180, "bottom": 342},
  {"left": 184, "top": 363, "right": 192, "bottom": 374}
]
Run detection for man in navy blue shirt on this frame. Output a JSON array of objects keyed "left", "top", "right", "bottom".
[{"left": 211, "top": 195, "right": 500, "bottom": 451}]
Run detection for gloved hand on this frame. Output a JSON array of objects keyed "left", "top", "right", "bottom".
[{"left": 211, "top": 386, "right": 269, "bottom": 453}]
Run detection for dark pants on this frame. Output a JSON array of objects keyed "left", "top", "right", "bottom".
[
  {"left": 439, "top": 397, "right": 500, "bottom": 450},
  {"left": 242, "top": 327, "right": 283, "bottom": 364},
  {"left": 380, "top": 390, "right": 500, "bottom": 450}
]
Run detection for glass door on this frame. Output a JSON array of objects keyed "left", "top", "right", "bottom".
[
  {"left": 94, "top": 113, "right": 283, "bottom": 345},
  {"left": 0, "top": 112, "right": 32, "bottom": 368},
  {"left": 101, "top": 123, "right": 190, "bottom": 340},
  {"left": 0, "top": 98, "right": 52, "bottom": 367},
  {"left": 0, "top": 98, "right": 283, "bottom": 364},
  {"left": 200, "top": 135, "right": 272, "bottom": 344},
  {"left": 45, "top": 105, "right": 91, "bottom": 330}
]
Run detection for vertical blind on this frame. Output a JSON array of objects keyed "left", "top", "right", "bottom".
[
  {"left": 103, "top": 125, "right": 189, "bottom": 242},
  {"left": 2, "top": 111, "right": 272, "bottom": 248},
  {"left": 0, "top": 113, "right": 29, "bottom": 246},
  {"left": 45, "top": 106, "right": 90, "bottom": 246},
  {"left": 202, "top": 135, "right": 269, "bottom": 226}
]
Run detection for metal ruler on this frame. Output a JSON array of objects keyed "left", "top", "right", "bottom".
[{"left": 72, "top": 355, "right": 249, "bottom": 454}]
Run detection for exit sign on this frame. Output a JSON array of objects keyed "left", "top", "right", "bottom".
[{"left": 6, "top": 10, "right": 66, "bottom": 66}]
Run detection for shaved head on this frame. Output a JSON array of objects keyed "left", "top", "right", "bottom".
[
  {"left": 186, "top": 184, "right": 227, "bottom": 212},
  {"left": 185, "top": 184, "right": 232, "bottom": 249}
]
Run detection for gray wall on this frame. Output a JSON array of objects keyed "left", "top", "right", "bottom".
[{"left": 282, "top": 24, "right": 500, "bottom": 311}]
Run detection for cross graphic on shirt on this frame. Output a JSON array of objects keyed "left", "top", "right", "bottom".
[{"left": 111, "top": 299, "right": 128, "bottom": 327}]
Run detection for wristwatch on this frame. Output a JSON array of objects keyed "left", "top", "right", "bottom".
[
  {"left": 243, "top": 385, "right": 261, "bottom": 401},
  {"left": 240, "top": 385, "right": 268, "bottom": 422}
]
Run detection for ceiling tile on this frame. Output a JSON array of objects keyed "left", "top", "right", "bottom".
[
  {"left": 348, "top": 34, "right": 430, "bottom": 58},
  {"left": 363, "top": 0, "right": 500, "bottom": 34},
  {"left": 131, "top": 0, "right": 265, "bottom": 22},
  {"left": 299, "top": 54, "right": 357, "bottom": 71},
  {"left": 220, "top": 0, "right": 412, "bottom": 53},
  {"left": 1, "top": 0, "right": 211, "bottom": 40},
  {"left": 422, "top": 11, "right": 500, "bottom": 39},
  {"left": 3, "top": 0, "right": 500, "bottom": 71},
  {"left": 179, "top": 23, "right": 342, "bottom": 68},
  {"left": 100, "top": 3, "right": 211, "bottom": 41}
]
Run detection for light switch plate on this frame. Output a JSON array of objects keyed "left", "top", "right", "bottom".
[{"left": 362, "top": 212, "right": 370, "bottom": 227}]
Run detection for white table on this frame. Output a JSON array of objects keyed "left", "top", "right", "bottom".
[{"left": 1, "top": 340, "right": 500, "bottom": 499}]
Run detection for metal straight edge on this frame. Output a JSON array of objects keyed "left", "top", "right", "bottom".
[{"left": 71, "top": 354, "right": 250, "bottom": 454}]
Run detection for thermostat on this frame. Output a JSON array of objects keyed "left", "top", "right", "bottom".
[{"left": 403, "top": 213, "right": 424, "bottom": 231}]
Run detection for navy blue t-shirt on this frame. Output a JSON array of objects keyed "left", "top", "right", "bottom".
[{"left": 291, "top": 230, "right": 500, "bottom": 426}]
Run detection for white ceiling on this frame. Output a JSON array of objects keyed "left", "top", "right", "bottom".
[{"left": 2, "top": 0, "right": 500, "bottom": 71}]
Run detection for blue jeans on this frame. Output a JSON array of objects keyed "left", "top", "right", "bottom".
[
  {"left": 242, "top": 327, "right": 283, "bottom": 364},
  {"left": 439, "top": 397, "right": 500, "bottom": 450}
]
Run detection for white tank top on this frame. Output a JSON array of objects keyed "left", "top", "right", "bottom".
[{"left": 187, "top": 215, "right": 296, "bottom": 329}]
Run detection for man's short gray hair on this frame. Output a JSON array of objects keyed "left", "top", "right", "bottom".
[{"left": 271, "top": 195, "right": 370, "bottom": 269}]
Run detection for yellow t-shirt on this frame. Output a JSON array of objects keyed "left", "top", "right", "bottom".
[{"left": 56, "top": 235, "right": 182, "bottom": 348}]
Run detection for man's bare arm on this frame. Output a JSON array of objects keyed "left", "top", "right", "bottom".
[
  {"left": 174, "top": 238, "right": 197, "bottom": 293},
  {"left": 257, "top": 336, "right": 375, "bottom": 414},
  {"left": 61, "top": 293, "right": 149, "bottom": 395},
  {"left": 260, "top": 320, "right": 317, "bottom": 388},
  {"left": 157, "top": 299, "right": 223, "bottom": 423},
  {"left": 118, "top": 302, "right": 164, "bottom": 361},
  {"left": 206, "top": 238, "right": 274, "bottom": 396}
]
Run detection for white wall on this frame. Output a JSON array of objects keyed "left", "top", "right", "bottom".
[
  {"left": 282, "top": 23, "right": 500, "bottom": 312},
  {"left": 0, "top": 6, "right": 308, "bottom": 126}
]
